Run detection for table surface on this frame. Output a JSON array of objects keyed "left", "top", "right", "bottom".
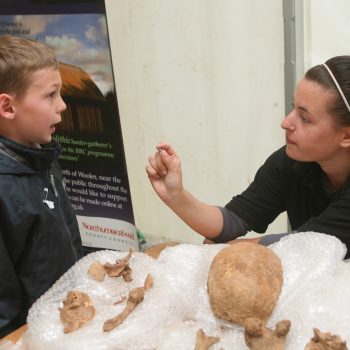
[{"left": 1, "top": 324, "right": 27, "bottom": 344}]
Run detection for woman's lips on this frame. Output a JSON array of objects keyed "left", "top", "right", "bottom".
[{"left": 286, "top": 136, "right": 296, "bottom": 145}]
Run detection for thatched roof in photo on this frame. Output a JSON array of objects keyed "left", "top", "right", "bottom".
[{"left": 59, "top": 62, "right": 105, "bottom": 102}]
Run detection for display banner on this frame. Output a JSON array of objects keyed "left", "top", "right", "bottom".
[{"left": 0, "top": 0, "right": 138, "bottom": 253}]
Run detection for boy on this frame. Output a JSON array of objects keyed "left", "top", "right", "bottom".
[{"left": 0, "top": 35, "right": 83, "bottom": 338}]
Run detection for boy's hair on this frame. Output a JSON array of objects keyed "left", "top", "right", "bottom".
[{"left": 0, "top": 35, "right": 59, "bottom": 100}]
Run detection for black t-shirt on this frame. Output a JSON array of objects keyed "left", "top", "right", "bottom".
[{"left": 225, "top": 146, "right": 350, "bottom": 258}]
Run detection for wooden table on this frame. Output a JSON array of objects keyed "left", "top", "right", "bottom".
[{"left": 1, "top": 324, "right": 27, "bottom": 344}]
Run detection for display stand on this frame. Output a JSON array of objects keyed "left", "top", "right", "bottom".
[{"left": 1, "top": 324, "right": 27, "bottom": 344}]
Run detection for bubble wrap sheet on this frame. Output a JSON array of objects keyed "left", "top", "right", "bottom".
[{"left": 19, "top": 232, "right": 350, "bottom": 349}]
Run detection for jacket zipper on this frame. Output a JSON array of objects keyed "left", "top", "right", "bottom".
[
  {"left": 48, "top": 168, "right": 78, "bottom": 261},
  {"left": 50, "top": 173, "right": 58, "bottom": 197}
]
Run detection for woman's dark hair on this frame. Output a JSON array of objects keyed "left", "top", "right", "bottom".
[{"left": 305, "top": 55, "right": 350, "bottom": 126}]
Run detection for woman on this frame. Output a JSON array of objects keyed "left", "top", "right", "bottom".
[{"left": 146, "top": 56, "right": 350, "bottom": 259}]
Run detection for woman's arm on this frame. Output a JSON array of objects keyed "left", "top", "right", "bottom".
[{"left": 146, "top": 143, "right": 224, "bottom": 239}]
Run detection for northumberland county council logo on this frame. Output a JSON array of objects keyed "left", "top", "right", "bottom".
[{"left": 82, "top": 222, "right": 135, "bottom": 240}]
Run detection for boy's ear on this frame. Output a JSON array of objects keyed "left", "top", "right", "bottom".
[
  {"left": 340, "top": 127, "right": 350, "bottom": 148},
  {"left": 0, "top": 93, "right": 16, "bottom": 119}
]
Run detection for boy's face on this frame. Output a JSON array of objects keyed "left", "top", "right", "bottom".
[{"left": 11, "top": 68, "right": 66, "bottom": 147}]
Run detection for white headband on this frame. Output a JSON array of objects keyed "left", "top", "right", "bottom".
[{"left": 323, "top": 63, "right": 350, "bottom": 113}]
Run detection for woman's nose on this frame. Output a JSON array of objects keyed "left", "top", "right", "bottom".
[{"left": 281, "top": 113, "right": 295, "bottom": 131}]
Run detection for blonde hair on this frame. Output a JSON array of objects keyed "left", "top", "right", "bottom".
[{"left": 0, "top": 35, "right": 59, "bottom": 99}]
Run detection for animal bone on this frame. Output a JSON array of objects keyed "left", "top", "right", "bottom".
[
  {"left": 103, "top": 274, "right": 153, "bottom": 332},
  {"left": 103, "top": 249, "right": 133, "bottom": 282},
  {"left": 244, "top": 317, "right": 291, "bottom": 350},
  {"left": 194, "top": 328, "right": 220, "bottom": 350},
  {"left": 304, "top": 328, "right": 348, "bottom": 350},
  {"left": 59, "top": 291, "right": 95, "bottom": 333},
  {"left": 88, "top": 260, "right": 106, "bottom": 282}
]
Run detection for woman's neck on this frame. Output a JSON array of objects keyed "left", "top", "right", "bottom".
[
  {"left": 317, "top": 149, "right": 350, "bottom": 190},
  {"left": 327, "top": 174, "right": 348, "bottom": 191},
  {"left": 320, "top": 159, "right": 350, "bottom": 191}
]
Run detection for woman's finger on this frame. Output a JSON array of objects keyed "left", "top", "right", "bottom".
[{"left": 154, "top": 149, "right": 168, "bottom": 176}]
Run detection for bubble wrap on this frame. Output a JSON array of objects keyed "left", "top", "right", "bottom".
[{"left": 18, "top": 231, "right": 349, "bottom": 350}]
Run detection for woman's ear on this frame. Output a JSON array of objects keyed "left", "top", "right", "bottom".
[
  {"left": 0, "top": 93, "right": 16, "bottom": 119},
  {"left": 340, "top": 127, "right": 350, "bottom": 148}
]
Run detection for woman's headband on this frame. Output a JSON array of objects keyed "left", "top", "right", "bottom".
[{"left": 323, "top": 63, "right": 350, "bottom": 113}]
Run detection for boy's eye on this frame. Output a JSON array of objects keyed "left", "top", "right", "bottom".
[{"left": 300, "top": 115, "right": 309, "bottom": 123}]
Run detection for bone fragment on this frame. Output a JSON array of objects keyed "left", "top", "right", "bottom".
[
  {"left": 304, "top": 328, "right": 348, "bottom": 350},
  {"left": 194, "top": 328, "right": 220, "bottom": 350},
  {"left": 103, "top": 274, "right": 153, "bottom": 332},
  {"left": 59, "top": 291, "right": 95, "bottom": 333},
  {"left": 244, "top": 317, "right": 291, "bottom": 350}
]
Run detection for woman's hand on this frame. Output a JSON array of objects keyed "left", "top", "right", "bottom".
[{"left": 146, "top": 143, "right": 184, "bottom": 205}]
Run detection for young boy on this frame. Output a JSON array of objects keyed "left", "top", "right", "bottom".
[{"left": 0, "top": 35, "right": 83, "bottom": 338}]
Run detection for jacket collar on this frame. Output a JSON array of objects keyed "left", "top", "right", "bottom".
[{"left": 0, "top": 135, "right": 61, "bottom": 172}]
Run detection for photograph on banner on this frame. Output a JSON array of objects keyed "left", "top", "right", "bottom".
[{"left": 0, "top": 2, "right": 138, "bottom": 253}]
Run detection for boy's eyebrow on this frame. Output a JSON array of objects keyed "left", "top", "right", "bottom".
[
  {"left": 32, "top": 81, "right": 61, "bottom": 89},
  {"left": 47, "top": 82, "right": 62, "bottom": 90}
]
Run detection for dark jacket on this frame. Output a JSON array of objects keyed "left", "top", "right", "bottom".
[{"left": 0, "top": 136, "right": 83, "bottom": 338}]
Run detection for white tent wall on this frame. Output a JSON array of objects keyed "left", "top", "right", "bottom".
[
  {"left": 105, "top": 0, "right": 287, "bottom": 244},
  {"left": 303, "top": 0, "right": 350, "bottom": 71}
]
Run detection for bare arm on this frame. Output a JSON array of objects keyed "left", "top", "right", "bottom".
[
  {"left": 146, "top": 143, "right": 223, "bottom": 239},
  {"left": 167, "top": 188, "right": 224, "bottom": 238}
]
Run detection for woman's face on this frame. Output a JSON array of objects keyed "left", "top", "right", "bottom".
[{"left": 281, "top": 78, "right": 347, "bottom": 164}]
